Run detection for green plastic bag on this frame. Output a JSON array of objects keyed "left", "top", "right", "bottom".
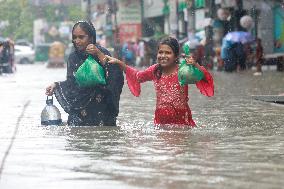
[
  {"left": 75, "top": 55, "right": 106, "bottom": 87},
  {"left": 178, "top": 44, "right": 204, "bottom": 86}
]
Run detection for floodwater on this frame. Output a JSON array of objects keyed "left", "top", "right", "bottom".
[{"left": 0, "top": 64, "right": 283, "bottom": 189}]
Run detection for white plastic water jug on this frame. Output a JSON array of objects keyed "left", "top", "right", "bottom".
[{"left": 41, "top": 96, "right": 62, "bottom": 125}]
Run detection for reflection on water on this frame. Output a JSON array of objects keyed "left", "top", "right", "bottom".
[{"left": 0, "top": 65, "right": 284, "bottom": 189}]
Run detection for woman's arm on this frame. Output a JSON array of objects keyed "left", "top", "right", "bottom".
[
  {"left": 87, "top": 45, "right": 124, "bottom": 116},
  {"left": 45, "top": 53, "right": 76, "bottom": 96},
  {"left": 86, "top": 44, "right": 108, "bottom": 66}
]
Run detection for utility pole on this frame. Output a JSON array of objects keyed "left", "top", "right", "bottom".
[
  {"left": 235, "top": 0, "right": 245, "bottom": 31},
  {"left": 251, "top": 5, "right": 258, "bottom": 38},
  {"left": 163, "top": 0, "right": 170, "bottom": 35},
  {"left": 204, "top": 0, "right": 215, "bottom": 69},
  {"left": 176, "top": 0, "right": 179, "bottom": 39},
  {"left": 86, "top": 0, "right": 91, "bottom": 22},
  {"left": 207, "top": 0, "right": 215, "bottom": 43},
  {"left": 106, "top": 0, "right": 114, "bottom": 47},
  {"left": 187, "top": 0, "right": 195, "bottom": 34},
  {"left": 140, "top": 0, "right": 144, "bottom": 36}
]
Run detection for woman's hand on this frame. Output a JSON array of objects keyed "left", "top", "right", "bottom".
[
  {"left": 86, "top": 44, "right": 108, "bottom": 65},
  {"left": 45, "top": 83, "right": 56, "bottom": 96},
  {"left": 85, "top": 44, "right": 100, "bottom": 56}
]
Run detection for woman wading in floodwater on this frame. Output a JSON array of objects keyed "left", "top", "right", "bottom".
[{"left": 45, "top": 21, "right": 124, "bottom": 126}]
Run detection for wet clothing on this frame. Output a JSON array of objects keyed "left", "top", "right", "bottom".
[
  {"left": 222, "top": 40, "right": 246, "bottom": 72},
  {"left": 256, "top": 43, "right": 264, "bottom": 64},
  {"left": 54, "top": 45, "right": 124, "bottom": 126},
  {"left": 234, "top": 42, "right": 246, "bottom": 70},
  {"left": 122, "top": 43, "right": 136, "bottom": 66},
  {"left": 124, "top": 64, "right": 214, "bottom": 127}
]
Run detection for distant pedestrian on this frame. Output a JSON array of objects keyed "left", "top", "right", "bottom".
[
  {"left": 254, "top": 38, "right": 263, "bottom": 76},
  {"left": 122, "top": 41, "right": 136, "bottom": 66},
  {"left": 136, "top": 39, "right": 145, "bottom": 67},
  {"left": 147, "top": 39, "right": 158, "bottom": 65},
  {"left": 244, "top": 43, "right": 254, "bottom": 69},
  {"left": 221, "top": 39, "right": 236, "bottom": 72},
  {"left": 234, "top": 42, "right": 246, "bottom": 71},
  {"left": 193, "top": 44, "right": 205, "bottom": 67},
  {"left": 215, "top": 47, "right": 224, "bottom": 71}
]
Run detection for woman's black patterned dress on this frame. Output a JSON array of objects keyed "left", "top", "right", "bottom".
[{"left": 54, "top": 45, "right": 124, "bottom": 126}]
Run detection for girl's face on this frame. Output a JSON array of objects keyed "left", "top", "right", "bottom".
[
  {"left": 157, "top": 44, "right": 177, "bottom": 68},
  {"left": 72, "top": 26, "right": 92, "bottom": 51}
]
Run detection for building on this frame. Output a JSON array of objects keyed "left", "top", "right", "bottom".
[
  {"left": 29, "top": 0, "right": 80, "bottom": 5},
  {"left": 83, "top": 0, "right": 283, "bottom": 55}
]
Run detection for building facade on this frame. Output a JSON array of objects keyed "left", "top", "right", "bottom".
[{"left": 86, "top": 0, "right": 283, "bottom": 54}]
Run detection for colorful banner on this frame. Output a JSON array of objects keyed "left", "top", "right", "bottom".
[{"left": 274, "top": 5, "right": 284, "bottom": 52}]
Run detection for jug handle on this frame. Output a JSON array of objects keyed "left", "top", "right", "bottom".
[{"left": 46, "top": 95, "right": 53, "bottom": 105}]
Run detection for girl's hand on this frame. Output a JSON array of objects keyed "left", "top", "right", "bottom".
[
  {"left": 45, "top": 83, "right": 56, "bottom": 96},
  {"left": 184, "top": 55, "right": 197, "bottom": 66},
  {"left": 184, "top": 55, "right": 205, "bottom": 80},
  {"left": 105, "top": 55, "right": 119, "bottom": 64},
  {"left": 105, "top": 55, "right": 126, "bottom": 71},
  {"left": 85, "top": 44, "right": 100, "bottom": 55}
]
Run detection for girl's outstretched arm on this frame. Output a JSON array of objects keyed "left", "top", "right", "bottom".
[
  {"left": 105, "top": 55, "right": 126, "bottom": 72},
  {"left": 105, "top": 55, "right": 156, "bottom": 97}
]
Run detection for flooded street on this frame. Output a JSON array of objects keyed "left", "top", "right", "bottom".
[{"left": 0, "top": 64, "right": 283, "bottom": 189}]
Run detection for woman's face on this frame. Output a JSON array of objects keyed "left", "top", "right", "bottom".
[
  {"left": 157, "top": 44, "right": 177, "bottom": 68},
  {"left": 72, "top": 26, "right": 92, "bottom": 51}
]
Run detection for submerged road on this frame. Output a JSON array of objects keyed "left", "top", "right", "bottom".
[{"left": 0, "top": 64, "right": 283, "bottom": 189}]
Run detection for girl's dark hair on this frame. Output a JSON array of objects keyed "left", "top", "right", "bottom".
[
  {"left": 154, "top": 36, "right": 180, "bottom": 79},
  {"left": 159, "top": 36, "right": 180, "bottom": 57},
  {"left": 72, "top": 21, "right": 96, "bottom": 44}
]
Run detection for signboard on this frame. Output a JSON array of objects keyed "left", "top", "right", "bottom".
[
  {"left": 195, "top": 9, "right": 205, "bottom": 30},
  {"left": 221, "top": 0, "right": 236, "bottom": 8},
  {"left": 117, "top": 0, "right": 141, "bottom": 24},
  {"left": 119, "top": 24, "right": 141, "bottom": 44},
  {"left": 274, "top": 5, "right": 284, "bottom": 53},
  {"left": 117, "top": 0, "right": 142, "bottom": 44}
]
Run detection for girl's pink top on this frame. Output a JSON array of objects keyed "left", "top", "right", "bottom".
[{"left": 125, "top": 64, "right": 214, "bottom": 127}]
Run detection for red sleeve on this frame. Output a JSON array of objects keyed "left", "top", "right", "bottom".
[
  {"left": 195, "top": 66, "right": 214, "bottom": 97},
  {"left": 125, "top": 65, "right": 157, "bottom": 97}
]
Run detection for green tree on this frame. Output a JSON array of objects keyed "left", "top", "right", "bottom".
[
  {"left": 67, "top": 5, "right": 85, "bottom": 22},
  {"left": 0, "top": 1, "right": 84, "bottom": 42},
  {"left": 0, "top": 0, "right": 35, "bottom": 41}
]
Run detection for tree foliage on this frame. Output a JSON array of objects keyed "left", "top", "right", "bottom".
[
  {"left": 0, "top": 0, "right": 34, "bottom": 41},
  {"left": 0, "top": 0, "right": 84, "bottom": 42}
]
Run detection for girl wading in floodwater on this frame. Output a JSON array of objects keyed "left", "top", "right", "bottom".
[{"left": 106, "top": 37, "right": 214, "bottom": 128}]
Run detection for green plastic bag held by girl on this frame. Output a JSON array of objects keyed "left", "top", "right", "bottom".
[
  {"left": 178, "top": 44, "right": 204, "bottom": 86},
  {"left": 75, "top": 55, "right": 106, "bottom": 87}
]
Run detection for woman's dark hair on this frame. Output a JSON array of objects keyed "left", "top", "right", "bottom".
[
  {"left": 72, "top": 21, "right": 96, "bottom": 44},
  {"left": 154, "top": 36, "right": 180, "bottom": 79}
]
